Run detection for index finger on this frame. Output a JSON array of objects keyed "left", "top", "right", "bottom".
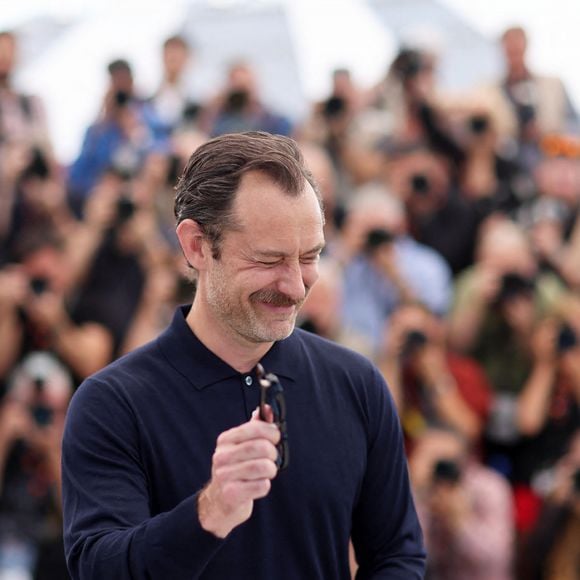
[{"left": 217, "top": 419, "right": 280, "bottom": 446}]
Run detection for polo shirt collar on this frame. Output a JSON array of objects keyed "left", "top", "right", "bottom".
[{"left": 157, "top": 305, "right": 301, "bottom": 390}]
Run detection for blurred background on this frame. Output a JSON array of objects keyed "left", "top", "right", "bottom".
[{"left": 0, "top": 0, "right": 579, "bottom": 578}]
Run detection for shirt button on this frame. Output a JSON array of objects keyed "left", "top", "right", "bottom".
[{"left": 244, "top": 376, "right": 253, "bottom": 387}]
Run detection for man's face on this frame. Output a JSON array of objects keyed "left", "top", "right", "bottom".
[
  {"left": 200, "top": 171, "right": 325, "bottom": 345},
  {"left": 502, "top": 30, "right": 527, "bottom": 73},
  {"left": 163, "top": 42, "right": 189, "bottom": 79}
]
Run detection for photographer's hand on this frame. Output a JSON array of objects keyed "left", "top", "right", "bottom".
[
  {"left": 197, "top": 410, "right": 280, "bottom": 538},
  {"left": 371, "top": 244, "right": 416, "bottom": 303},
  {"left": 429, "top": 482, "right": 470, "bottom": 530}
]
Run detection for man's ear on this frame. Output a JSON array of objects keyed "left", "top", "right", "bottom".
[{"left": 176, "top": 219, "right": 209, "bottom": 271}]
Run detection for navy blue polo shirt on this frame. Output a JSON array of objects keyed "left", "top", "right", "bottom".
[{"left": 62, "top": 306, "right": 425, "bottom": 579}]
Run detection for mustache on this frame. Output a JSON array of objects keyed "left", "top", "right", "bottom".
[{"left": 250, "top": 289, "right": 305, "bottom": 307}]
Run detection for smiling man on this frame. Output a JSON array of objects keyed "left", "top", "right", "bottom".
[{"left": 61, "top": 132, "right": 425, "bottom": 579}]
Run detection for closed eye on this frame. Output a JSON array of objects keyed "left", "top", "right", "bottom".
[{"left": 300, "top": 254, "right": 321, "bottom": 264}]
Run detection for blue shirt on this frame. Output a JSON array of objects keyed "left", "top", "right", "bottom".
[
  {"left": 342, "top": 237, "right": 452, "bottom": 354},
  {"left": 62, "top": 306, "right": 425, "bottom": 579}
]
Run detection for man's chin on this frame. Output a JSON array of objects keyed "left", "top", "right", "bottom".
[{"left": 249, "top": 319, "right": 296, "bottom": 343}]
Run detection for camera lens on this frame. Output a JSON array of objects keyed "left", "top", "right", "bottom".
[
  {"left": 469, "top": 115, "right": 489, "bottom": 135},
  {"left": 30, "top": 277, "right": 49, "bottom": 295},
  {"left": 410, "top": 173, "right": 430, "bottom": 196}
]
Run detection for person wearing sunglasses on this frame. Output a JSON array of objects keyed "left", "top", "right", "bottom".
[{"left": 61, "top": 131, "right": 425, "bottom": 579}]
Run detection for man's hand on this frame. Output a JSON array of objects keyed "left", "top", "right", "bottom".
[{"left": 197, "top": 410, "right": 280, "bottom": 538}]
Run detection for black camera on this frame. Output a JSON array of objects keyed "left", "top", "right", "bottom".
[
  {"left": 496, "top": 273, "right": 535, "bottom": 304},
  {"left": 31, "top": 377, "right": 53, "bottom": 428},
  {"left": 364, "top": 228, "right": 394, "bottom": 255},
  {"left": 557, "top": 324, "right": 577, "bottom": 354},
  {"left": 114, "top": 90, "right": 131, "bottom": 108},
  {"left": 469, "top": 114, "right": 490, "bottom": 135},
  {"left": 21, "top": 147, "right": 50, "bottom": 181},
  {"left": 116, "top": 195, "right": 136, "bottom": 224},
  {"left": 401, "top": 329, "right": 428, "bottom": 358},
  {"left": 410, "top": 173, "right": 430, "bottom": 196},
  {"left": 224, "top": 90, "right": 249, "bottom": 113},
  {"left": 392, "top": 49, "right": 425, "bottom": 81},
  {"left": 573, "top": 468, "right": 580, "bottom": 495},
  {"left": 30, "top": 277, "right": 49, "bottom": 295},
  {"left": 322, "top": 96, "right": 346, "bottom": 119},
  {"left": 433, "top": 458, "right": 461, "bottom": 484}
]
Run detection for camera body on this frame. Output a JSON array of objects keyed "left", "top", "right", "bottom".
[
  {"left": 116, "top": 195, "right": 136, "bottom": 224},
  {"left": 29, "top": 276, "right": 50, "bottom": 296},
  {"left": 557, "top": 324, "right": 577, "bottom": 353},
  {"left": 364, "top": 228, "right": 395, "bottom": 255},
  {"left": 468, "top": 114, "right": 490, "bottom": 135},
  {"left": 432, "top": 458, "right": 461, "bottom": 484},
  {"left": 401, "top": 329, "right": 428, "bottom": 359},
  {"left": 392, "top": 49, "right": 426, "bottom": 81}
]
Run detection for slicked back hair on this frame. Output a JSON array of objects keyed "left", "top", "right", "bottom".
[{"left": 174, "top": 131, "right": 322, "bottom": 259}]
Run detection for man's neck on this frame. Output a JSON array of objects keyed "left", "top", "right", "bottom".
[{"left": 185, "top": 301, "right": 272, "bottom": 373}]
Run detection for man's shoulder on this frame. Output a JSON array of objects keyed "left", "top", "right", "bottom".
[{"left": 76, "top": 337, "right": 165, "bottom": 399}]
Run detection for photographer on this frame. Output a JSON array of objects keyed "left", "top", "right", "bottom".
[
  {"left": 67, "top": 59, "right": 164, "bottom": 216},
  {"left": 517, "top": 430, "right": 580, "bottom": 580},
  {"left": 409, "top": 428, "right": 514, "bottom": 580},
  {"left": 0, "top": 230, "right": 113, "bottom": 388},
  {"left": 338, "top": 185, "right": 452, "bottom": 356},
  {"left": 200, "top": 60, "right": 292, "bottom": 138},
  {"left": 381, "top": 139, "right": 485, "bottom": 274},
  {"left": 0, "top": 353, "right": 72, "bottom": 579},
  {"left": 379, "top": 302, "right": 492, "bottom": 446},
  {"left": 449, "top": 218, "right": 564, "bottom": 356}
]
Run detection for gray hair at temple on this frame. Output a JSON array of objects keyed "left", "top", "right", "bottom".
[{"left": 174, "top": 131, "right": 322, "bottom": 259}]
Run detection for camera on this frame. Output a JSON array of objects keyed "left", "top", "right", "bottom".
[
  {"left": 573, "top": 468, "right": 580, "bottom": 495},
  {"left": 469, "top": 114, "right": 490, "bottom": 135},
  {"left": 116, "top": 195, "right": 136, "bottom": 224},
  {"left": 114, "top": 90, "right": 131, "bottom": 108},
  {"left": 30, "top": 277, "right": 49, "bottom": 295},
  {"left": 364, "top": 228, "right": 394, "bottom": 255},
  {"left": 401, "top": 329, "right": 428, "bottom": 358},
  {"left": 432, "top": 458, "right": 461, "bottom": 484},
  {"left": 557, "top": 324, "right": 577, "bottom": 354},
  {"left": 496, "top": 273, "right": 535, "bottom": 304},
  {"left": 410, "top": 173, "right": 430, "bottom": 196},
  {"left": 322, "top": 96, "right": 346, "bottom": 120},
  {"left": 392, "top": 49, "right": 425, "bottom": 81},
  {"left": 224, "top": 89, "right": 249, "bottom": 113},
  {"left": 21, "top": 147, "right": 50, "bottom": 181},
  {"left": 31, "top": 377, "right": 53, "bottom": 428}
]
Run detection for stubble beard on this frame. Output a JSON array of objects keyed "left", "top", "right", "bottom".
[{"left": 205, "top": 266, "right": 304, "bottom": 344}]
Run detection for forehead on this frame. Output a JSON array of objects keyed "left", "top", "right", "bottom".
[{"left": 228, "top": 171, "right": 324, "bottom": 250}]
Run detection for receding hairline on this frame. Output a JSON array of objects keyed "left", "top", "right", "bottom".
[{"left": 227, "top": 168, "right": 325, "bottom": 229}]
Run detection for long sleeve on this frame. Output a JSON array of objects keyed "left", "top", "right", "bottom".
[
  {"left": 62, "top": 377, "right": 224, "bottom": 580},
  {"left": 351, "top": 367, "right": 426, "bottom": 579}
]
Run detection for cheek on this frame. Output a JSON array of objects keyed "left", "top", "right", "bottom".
[
  {"left": 302, "top": 263, "right": 320, "bottom": 290},
  {"left": 239, "top": 269, "right": 278, "bottom": 297}
]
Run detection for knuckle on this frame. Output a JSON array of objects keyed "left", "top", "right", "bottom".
[
  {"left": 255, "top": 479, "right": 271, "bottom": 498},
  {"left": 213, "top": 448, "right": 228, "bottom": 468}
]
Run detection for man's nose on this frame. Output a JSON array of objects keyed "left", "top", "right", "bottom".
[{"left": 276, "top": 261, "right": 307, "bottom": 302}]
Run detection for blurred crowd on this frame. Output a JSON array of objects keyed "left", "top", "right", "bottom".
[{"left": 0, "top": 23, "right": 579, "bottom": 580}]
